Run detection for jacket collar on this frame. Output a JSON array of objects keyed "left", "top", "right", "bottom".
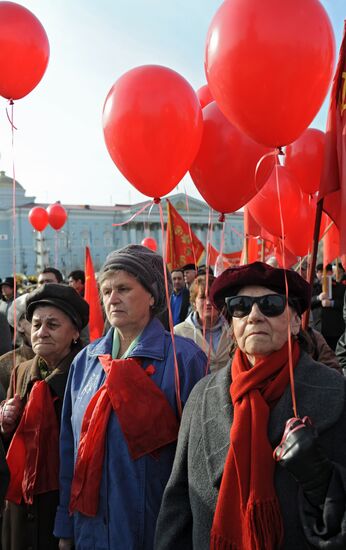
[
  {"left": 89, "top": 317, "right": 167, "bottom": 361},
  {"left": 202, "top": 352, "right": 345, "bottom": 488}
]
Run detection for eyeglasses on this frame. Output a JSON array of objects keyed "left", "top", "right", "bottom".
[{"left": 225, "top": 294, "right": 287, "bottom": 318}]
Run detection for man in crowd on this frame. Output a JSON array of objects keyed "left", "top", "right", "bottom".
[
  {"left": 38, "top": 267, "right": 63, "bottom": 285},
  {"left": 170, "top": 269, "right": 190, "bottom": 325},
  {"left": 0, "top": 277, "right": 14, "bottom": 312},
  {"left": 182, "top": 263, "right": 197, "bottom": 290},
  {"left": 68, "top": 270, "right": 85, "bottom": 296}
]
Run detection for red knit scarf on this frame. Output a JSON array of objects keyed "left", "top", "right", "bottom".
[
  {"left": 69, "top": 354, "right": 179, "bottom": 517},
  {"left": 6, "top": 380, "right": 59, "bottom": 505},
  {"left": 210, "top": 340, "right": 300, "bottom": 550}
]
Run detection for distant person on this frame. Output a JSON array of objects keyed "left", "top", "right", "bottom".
[
  {"left": 37, "top": 268, "right": 63, "bottom": 285},
  {"left": 182, "top": 263, "right": 197, "bottom": 290},
  {"left": 0, "top": 278, "right": 15, "bottom": 315},
  {"left": 170, "top": 269, "right": 190, "bottom": 325},
  {"left": 0, "top": 312, "right": 11, "bottom": 358},
  {"left": 68, "top": 270, "right": 85, "bottom": 297}
]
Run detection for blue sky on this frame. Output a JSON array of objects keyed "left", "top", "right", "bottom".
[{"left": 0, "top": 0, "right": 344, "bottom": 207}]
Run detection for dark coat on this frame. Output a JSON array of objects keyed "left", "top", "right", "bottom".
[
  {"left": 155, "top": 352, "right": 346, "bottom": 550},
  {"left": 311, "top": 280, "right": 346, "bottom": 350},
  {"left": 2, "top": 346, "right": 82, "bottom": 550}
]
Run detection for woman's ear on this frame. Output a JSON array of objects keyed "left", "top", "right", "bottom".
[{"left": 290, "top": 311, "right": 301, "bottom": 336}]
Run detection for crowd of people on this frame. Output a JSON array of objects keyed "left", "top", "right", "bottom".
[{"left": 0, "top": 250, "right": 345, "bottom": 549}]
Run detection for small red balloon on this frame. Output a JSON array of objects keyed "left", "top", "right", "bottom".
[
  {"left": 285, "top": 128, "right": 325, "bottom": 195},
  {"left": 102, "top": 65, "right": 203, "bottom": 198},
  {"left": 0, "top": 2, "right": 50, "bottom": 100},
  {"left": 190, "top": 102, "right": 274, "bottom": 213},
  {"left": 205, "top": 0, "right": 335, "bottom": 147},
  {"left": 196, "top": 85, "right": 213, "bottom": 108},
  {"left": 28, "top": 207, "right": 48, "bottom": 232},
  {"left": 247, "top": 165, "right": 302, "bottom": 238},
  {"left": 141, "top": 237, "right": 157, "bottom": 251},
  {"left": 47, "top": 204, "right": 67, "bottom": 231}
]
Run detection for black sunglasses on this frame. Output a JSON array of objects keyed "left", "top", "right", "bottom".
[{"left": 225, "top": 294, "right": 288, "bottom": 318}]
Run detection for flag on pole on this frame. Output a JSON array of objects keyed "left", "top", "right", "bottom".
[
  {"left": 166, "top": 199, "right": 204, "bottom": 270},
  {"left": 319, "top": 22, "right": 346, "bottom": 254},
  {"left": 84, "top": 246, "right": 104, "bottom": 341}
]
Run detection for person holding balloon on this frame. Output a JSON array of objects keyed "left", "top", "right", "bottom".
[
  {"left": 155, "top": 262, "right": 346, "bottom": 549},
  {"left": 54, "top": 244, "right": 207, "bottom": 550}
]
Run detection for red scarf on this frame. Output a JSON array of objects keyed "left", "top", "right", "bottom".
[
  {"left": 210, "top": 340, "right": 300, "bottom": 550},
  {"left": 6, "top": 380, "right": 59, "bottom": 505},
  {"left": 69, "top": 355, "right": 179, "bottom": 517}
]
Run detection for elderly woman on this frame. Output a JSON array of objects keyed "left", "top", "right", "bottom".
[
  {"left": 0, "top": 284, "right": 89, "bottom": 550},
  {"left": 155, "top": 262, "right": 346, "bottom": 550},
  {"left": 54, "top": 245, "right": 207, "bottom": 550},
  {"left": 174, "top": 275, "right": 230, "bottom": 372}
]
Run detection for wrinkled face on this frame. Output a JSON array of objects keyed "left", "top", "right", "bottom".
[
  {"left": 231, "top": 285, "right": 301, "bottom": 364},
  {"left": 38, "top": 272, "right": 59, "bottom": 285},
  {"left": 171, "top": 271, "right": 184, "bottom": 292},
  {"left": 31, "top": 305, "right": 79, "bottom": 366},
  {"left": 184, "top": 269, "right": 196, "bottom": 286},
  {"left": 1, "top": 284, "right": 13, "bottom": 300},
  {"left": 194, "top": 289, "right": 219, "bottom": 326},
  {"left": 100, "top": 270, "right": 154, "bottom": 334},
  {"left": 68, "top": 277, "right": 84, "bottom": 294}
]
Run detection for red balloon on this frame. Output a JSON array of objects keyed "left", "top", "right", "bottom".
[
  {"left": 205, "top": 0, "right": 335, "bottom": 147},
  {"left": 103, "top": 65, "right": 203, "bottom": 198},
  {"left": 141, "top": 237, "right": 157, "bottom": 251},
  {"left": 247, "top": 165, "right": 302, "bottom": 238},
  {"left": 28, "top": 207, "right": 48, "bottom": 232},
  {"left": 47, "top": 204, "right": 67, "bottom": 231},
  {"left": 196, "top": 85, "right": 213, "bottom": 108},
  {"left": 285, "top": 128, "right": 325, "bottom": 195},
  {"left": 190, "top": 102, "right": 274, "bottom": 213},
  {"left": 0, "top": 2, "right": 49, "bottom": 100}
]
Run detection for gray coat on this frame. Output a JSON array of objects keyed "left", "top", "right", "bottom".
[{"left": 155, "top": 352, "right": 346, "bottom": 550}]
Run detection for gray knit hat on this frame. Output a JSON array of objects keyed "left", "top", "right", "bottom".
[{"left": 101, "top": 244, "right": 171, "bottom": 315}]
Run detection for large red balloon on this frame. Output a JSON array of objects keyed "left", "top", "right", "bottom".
[
  {"left": 247, "top": 165, "right": 302, "bottom": 238},
  {"left": 47, "top": 204, "right": 67, "bottom": 231},
  {"left": 141, "top": 237, "right": 157, "bottom": 251},
  {"left": 0, "top": 2, "right": 49, "bottom": 100},
  {"left": 205, "top": 0, "right": 335, "bottom": 147},
  {"left": 285, "top": 201, "right": 329, "bottom": 257},
  {"left": 196, "top": 85, "right": 213, "bottom": 108},
  {"left": 28, "top": 207, "right": 48, "bottom": 232},
  {"left": 190, "top": 102, "right": 274, "bottom": 213},
  {"left": 103, "top": 65, "right": 203, "bottom": 198},
  {"left": 285, "top": 128, "right": 325, "bottom": 195}
]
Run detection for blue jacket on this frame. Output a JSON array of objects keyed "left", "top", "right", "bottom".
[{"left": 54, "top": 318, "right": 207, "bottom": 549}]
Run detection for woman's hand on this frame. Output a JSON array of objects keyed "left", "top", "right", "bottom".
[
  {"left": 0, "top": 394, "right": 23, "bottom": 435},
  {"left": 59, "top": 538, "right": 74, "bottom": 550}
]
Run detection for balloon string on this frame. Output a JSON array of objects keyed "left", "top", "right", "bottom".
[
  {"left": 219, "top": 217, "right": 226, "bottom": 257},
  {"left": 275, "top": 160, "right": 298, "bottom": 418},
  {"left": 9, "top": 100, "right": 17, "bottom": 393},
  {"left": 112, "top": 201, "right": 152, "bottom": 227},
  {"left": 183, "top": 187, "right": 199, "bottom": 269},
  {"left": 254, "top": 147, "right": 284, "bottom": 196},
  {"left": 157, "top": 200, "right": 182, "bottom": 418},
  {"left": 6, "top": 99, "right": 18, "bottom": 131},
  {"left": 54, "top": 232, "right": 58, "bottom": 268}
]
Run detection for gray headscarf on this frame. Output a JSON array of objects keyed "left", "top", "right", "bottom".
[{"left": 101, "top": 244, "right": 172, "bottom": 315}]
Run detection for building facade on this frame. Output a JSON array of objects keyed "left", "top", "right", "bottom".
[{"left": 0, "top": 171, "right": 244, "bottom": 279}]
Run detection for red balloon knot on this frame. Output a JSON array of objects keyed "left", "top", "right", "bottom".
[
  {"left": 276, "top": 147, "right": 285, "bottom": 156},
  {"left": 218, "top": 213, "right": 225, "bottom": 223},
  {"left": 153, "top": 197, "right": 161, "bottom": 204}
]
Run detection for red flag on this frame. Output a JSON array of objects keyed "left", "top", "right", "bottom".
[
  {"left": 166, "top": 199, "right": 204, "bottom": 270},
  {"left": 323, "top": 221, "right": 340, "bottom": 266},
  {"left": 207, "top": 243, "right": 241, "bottom": 268},
  {"left": 319, "top": 22, "right": 346, "bottom": 254},
  {"left": 84, "top": 247, "right": 104, "bottom": 342}
]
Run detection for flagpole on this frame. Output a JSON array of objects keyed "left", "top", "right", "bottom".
[{"left": 302, "top": 198, "right": 324, "bottom": 330}]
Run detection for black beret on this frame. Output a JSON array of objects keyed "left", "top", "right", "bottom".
[
  {"left": 26, "top": 283, "right": 89, "bottom": 330},
  {"left": 210, "top": 261, "right": 311, "bottom": 314}
]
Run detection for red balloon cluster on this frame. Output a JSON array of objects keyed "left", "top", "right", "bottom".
[
  {"left": 190, "top": 102, "right": 274, "bottom": 213},
  {"left": 205, "top": 0, "right": 335, "bottom": 148},
  {"left": 28, "top": 204, "right": 67, "bottom": 232},
  {"left": 285, "top": 128, "right": 325, "bottom": 195},
  {"left": 196, "top": 85, "right": 213, "bottom": 108},
  {"left": 0, "top": 2, "right": 49, "bottom": 100},
  {"left": 141, "top": 237, "right": 157, "bottom": 251},
  {"left": 103, "top": 65, "right": 203, "bottom": 198}
]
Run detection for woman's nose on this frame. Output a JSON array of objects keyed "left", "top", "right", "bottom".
[{"left": 247, "top": 302, "right": 263, "bottom": 321}]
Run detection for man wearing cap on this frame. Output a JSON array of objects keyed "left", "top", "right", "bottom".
[
  {"left": 156, "top": 261, "right": 346, "bottom": 550},
  {"left": 0, "top": 277, "right": 15, "bottom": 315},
  {"left": 182, "top": 263, "right": 197, "bottom": 290},
  {"left": 170, "top": 269, "right": 190, "bottom": 325}
]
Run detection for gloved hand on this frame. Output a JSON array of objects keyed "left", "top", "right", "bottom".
[
  {"left": 0, "top": 394, "right": 23, "bottom": 435},
  {"left": 274, "top": 416, "right": 333, "bottom": 508}
]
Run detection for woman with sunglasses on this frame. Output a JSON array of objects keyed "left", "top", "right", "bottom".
[{"left": 155, "top": 261, "right": 346, "bottom": 549}]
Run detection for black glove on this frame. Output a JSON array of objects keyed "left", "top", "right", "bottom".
[{"left": 274, "top": 416, "right": 333, "bottom": 507}]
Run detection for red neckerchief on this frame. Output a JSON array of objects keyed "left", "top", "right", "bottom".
[
  {"left": 210, "top": 340, "right": 300, "bottom": 550},
  {"left": 69, "top": 355, "right": 179, "bottom": 517},
  {"left": 6, "top": 380, "right": 59, "bottom": 505}
]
